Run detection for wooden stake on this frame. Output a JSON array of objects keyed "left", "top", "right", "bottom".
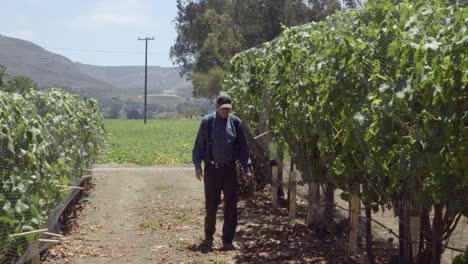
[
  {"left": 44, "top": 232, "right": 63, "bottom": 237},
  {"left": 289, "top": 170, "right": 297, "bottom": 221},
  {"left": 306, "top": 182, "right": 319, "bottom": 227},
  {"left": 56, "top": 185, "right": 84, "bottom": 190},
  {"left": 9, "top": 229, "right": 48, "bottom": 238},
  {"left": 410, "top": 216, "right": 421, "bottom": 259},
  {"left": 348, "top": 183, "right": 360, "bottom": 255},
  {"left": 31, "top": 241, "right": 40, "bottom": 264},
  {"left": 38, "top": 239, "right": 60, "bottom": 243},
  {"left": 272, "top": 164, "right": 279, "bottom": 209},
  {"left": 253, "top": 130, "right": 271, "bottom": 140},
  {"left": 83, "top": 176, "right": 90, "bottom": 190}
]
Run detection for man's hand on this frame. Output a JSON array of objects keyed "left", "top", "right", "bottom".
[
  {"left": 244, "top": 172, "right": 252, "bottom": 184},
  {"left": 195, "top": 168, "right": 203, "bottom": 181}
]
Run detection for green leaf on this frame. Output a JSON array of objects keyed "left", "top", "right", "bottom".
[
  {"left": 15, "top": 200, "right": 30, "bottom": 213},
  {"left": 379, "top": 84, "right": 390, "bottom": 93},
  {"left": 353, "top": 112, "right": 365, "bottom": 125}
]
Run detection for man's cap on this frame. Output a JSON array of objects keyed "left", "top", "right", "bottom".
[{"left": 216, "top": 94, "right": 232, "bottom": 109}]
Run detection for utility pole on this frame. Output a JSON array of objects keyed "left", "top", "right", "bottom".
[{"left": 138, "top": 36, "right": 154, "bottom": 124}]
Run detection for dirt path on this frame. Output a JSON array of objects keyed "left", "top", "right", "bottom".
[
  {"left": 44, "top": 166, "right": 237, "bottom": 264},
  {"left": 45, "top": 165, "right": 453, "bottom": 264}
]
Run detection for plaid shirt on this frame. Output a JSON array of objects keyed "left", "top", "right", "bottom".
[{"left": 192, "top": 111, "right": 250, "bottom": 173}]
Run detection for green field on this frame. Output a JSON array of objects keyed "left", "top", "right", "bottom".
[{"left": 102, "top": 119, "right": 201, "bottom": 166}]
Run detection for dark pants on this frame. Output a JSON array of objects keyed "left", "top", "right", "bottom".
[{"left": 203, "top": 163, "right": 238, "bottom": 243}]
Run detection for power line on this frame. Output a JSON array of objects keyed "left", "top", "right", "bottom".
[{"left": 0, "top": 43, "right": 169, "bottom": 56}]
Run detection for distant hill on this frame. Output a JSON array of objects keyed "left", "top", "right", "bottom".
[
  {"left": 0, "top": 34, "right": 121, "bottom": 99},
  {"left": 76, "top": 64, "right": 193, "bottom": 98},
  {"left": 0, "top": 34, "right": 192, "bottom": 101}
]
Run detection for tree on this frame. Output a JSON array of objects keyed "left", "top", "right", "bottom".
[
  {"left": 170, "top": 0, "right": 238, "bottom": 76},
  {"left": 171, "top": 0, "right": 341, "bottom": 98},
  {"left": 184, "top": 108, "right": 202, "bottom": 118},
  {"left": 0, "top": 65, "right": 7, "bottom": 87},
  {"left": 191, "top": 67, "right": 225, "bottom": 98},
  {"left": 171, "top": 1, "right": 242, "bottom": 98},
  {"left": 108, "top": 103, "right": 123, "bottom": 119},
  {"left": 126, "top": 109, "right": 142, "bottom": 119},
  {"left": 6, "top": 75, "right": 38, "bottom": 94},
  {"left": 306, "top": 0, "right": 341, "bottom": 21},
  {"left": 341, "top": 0, "right": 362, "bottom": 8},
  {"left": 233, "top": 0, "right": 333, "bottom": 47},
  {"left": 0, "top": 66, "right": 39, "bottom": 94}
]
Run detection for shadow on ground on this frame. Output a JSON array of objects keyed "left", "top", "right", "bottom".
[{"left": 191, "top": 191, "right": 397, "bottom": 263}]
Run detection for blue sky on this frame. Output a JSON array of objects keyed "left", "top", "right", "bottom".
[{"left": 0, "top": 0, "right": 177, "bottom": 67}]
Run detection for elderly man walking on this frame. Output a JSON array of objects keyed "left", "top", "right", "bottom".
[{"left": 192, "top": 94, "right": 251, "bottom": 251}]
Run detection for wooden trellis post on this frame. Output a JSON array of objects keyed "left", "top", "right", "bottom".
[
  {"left": 289, "top": 168, "right": 297, "bottom": 221},
  {"left": 306, "top": 181, "right": 319, "bottom": 227},
  {"left": 348, "top": 183, "right": 360, "bottom": 255},
  {"left": 410, "top": 216, "right": 420, "bottom": 259},
  {"left": 271, "top": 160, "right": 279, "bottom": 209},
  {"left": 31, "top": 242, "right": 40, "bottom": 264},
  {"left": 410, "top": 202, "right": 421, "bottom": 260}
]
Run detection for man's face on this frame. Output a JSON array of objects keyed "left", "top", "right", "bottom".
[{"left": 216, "top": 105, "right": 231, "bottom": 119}]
